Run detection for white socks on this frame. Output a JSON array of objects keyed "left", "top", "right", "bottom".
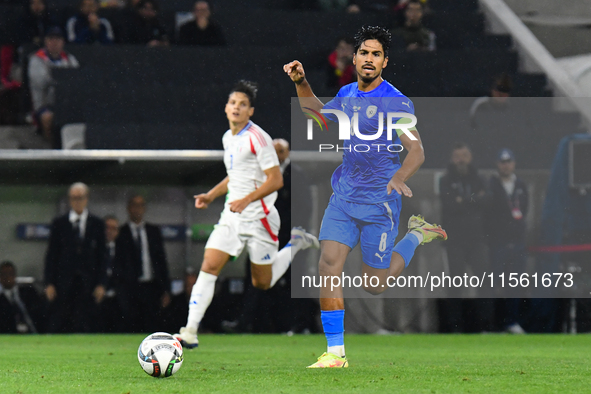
[
  {"left": 328, "top": 345, "right": 346, "bottom": 358},
  {"left": 288, "top": 237, "right": 305, "bottom": 255},
  {"left": 186, "top": 242, "right": 300, "bottom": 330},
  {"left": 186, "top": 271, "right": 217, "bottom": 330},
  {"left": 270, "top": 244, "right": 292, "bottom": 287},
  {"left": 409, "top": 230, "right": 424, "bottom": 244}
]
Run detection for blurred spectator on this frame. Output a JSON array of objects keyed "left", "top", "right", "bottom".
[
  {"left": 0, "top": 261, "right": 43, "bottom": 334},
  {"left": 19, "top": 0, "right": 56, "bottom": 47},
  {"left": 391, "top": 0, "right": 435, "bottom": 52},
  {"left": 392, "top": 0, "right": 430, "bottom": 25},
  {"left": 113, "top": 195, "right": 171, "bottom": 333},
  {"left": 318, "top": 0, "right": 360, "bottom": 13},
  {"left": 178, "top": 1, "right": 225, "bottom": 46},
  {"left": 326, "top": 37, "right": 355, "bottom": 90},
  {"left": 28, "top": 27, "right": 79, "bottom": 144},
  {"left": 469, "top": 73, "right": 517, "bottom": 166},
  {"left": 0, "top": 0, "right": 34, "bottom": 121},
  {"left": 487, "top": 149, "right": 529, "bottom": 334},
  {"left": 0, "top": 43, "right": 21, "bottom": 124},
  {"left": 100, "top": 215, "right": 122, "bottom": 332},
  {"left": 470, "top": 73, "right": 513, "bottom": 119},
  {"left": 44, "top": 182, "right": 107, "bottom": 333},
  {"left": 438, "top": 142, "right": 492, "bottom": 332},
  {"left": 121, "top": 0, "right": 169, "bottom": 46},
  {"left": 66, "top": 0, "right": 115, "bottom": 44}
]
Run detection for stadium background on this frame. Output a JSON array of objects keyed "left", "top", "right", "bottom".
[{"left": 1, "top": 0, "right": 590, "bottom": 335}]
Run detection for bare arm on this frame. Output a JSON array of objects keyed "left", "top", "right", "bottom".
[
  {"left": 387, "top": 128, "right": 425, "bottom": 197},
  {"left": 194, "top": 176, "right": 229, "bottom": 209},
  {"left": 229, "top": 166, "right": 283, "bottom": 213},
  {"left": 283, "top": 60, "right": 324, "bottom": 113}
]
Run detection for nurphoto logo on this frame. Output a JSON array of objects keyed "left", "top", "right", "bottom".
[{"left": 303, "top": 107, "right": 417, "bottom": 152}]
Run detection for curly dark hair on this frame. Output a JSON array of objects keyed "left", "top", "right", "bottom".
[
  {"left": 354, "top": 25, "right": 391, "bottom": 57},
  {"left": 230, "top": 80, "right": 258, "bottom": 107}
]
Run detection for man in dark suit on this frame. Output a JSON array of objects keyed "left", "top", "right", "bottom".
[
  {"left": 44, "top": 182, "right": 107, "bottom": 333},
  {"left": 100, "top": 215, "right": 122, "bottom": 332},
  {"left": 0, "top": 261, "right": 43, "bottom": 334},
  {"left": 113, "top": 195, "right": 171, "bottom": 333}
]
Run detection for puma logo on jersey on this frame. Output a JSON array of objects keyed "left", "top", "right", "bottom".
[
  {"left": 402, "top": 101, "right": 410, "bottom": 108},
  {"left": 375, "top": 253, "right": 385, "bottom": 262}
]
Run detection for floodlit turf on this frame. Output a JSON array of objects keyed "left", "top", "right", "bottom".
[{"left": 1, "top": 334, "right": 590, "bottom": 393}]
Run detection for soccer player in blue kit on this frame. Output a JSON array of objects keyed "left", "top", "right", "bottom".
[{"left": 284, "top": 26, "right": 448, "bottom": 368}]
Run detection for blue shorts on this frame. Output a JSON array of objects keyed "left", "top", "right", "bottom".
[{"left": 319, "top": 194, "right": 401, "bottom": 269}]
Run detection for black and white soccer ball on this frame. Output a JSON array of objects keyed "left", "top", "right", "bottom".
[{"left": 138, "top": 332, "right": 184, "bottom": 378}]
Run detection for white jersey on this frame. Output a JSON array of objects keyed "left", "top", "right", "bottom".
[{"left": 221, "top": 121, "right": 280, "bottom": 221}]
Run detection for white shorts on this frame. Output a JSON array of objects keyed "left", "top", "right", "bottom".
[{"left": 205, "top": 209, "right": 280, "bottom": 265}]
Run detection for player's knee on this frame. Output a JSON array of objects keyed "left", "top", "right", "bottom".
[
  {"left": 251, "top": 276, "right": 270, "bottom": 290},
  {"left": 319, "top": 255, "right": 341, "bottom": 275},
  {"left": 201, "top": 260, "right": 222, "bottom": 276}
]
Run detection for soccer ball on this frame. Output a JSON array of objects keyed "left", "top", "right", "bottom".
[{"left": 138, "top": 332, "right": 184, "bottom": 378}]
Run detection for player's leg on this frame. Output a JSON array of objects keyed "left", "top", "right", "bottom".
[
  {"left": 308, "top": 195, "right": 358, "bottom": 368},
  {"left": 175, "top": 248, "right": 230, "bottom": 348},
  {"left": 360, "top": 204, "right": 448, "bottom": 293},
  {"left": 392, "top": 214, "right": 448, "bottom": 270},
  {"left": 317, "top": 240, "right": 350, "bottom": 358},
  {"left": 307, "top": 240, "right": 351, "bottom": 368},
  {"left": 249, "top": 210, "right": 319, "bottom": 290},
  {"left": 356, "top": 201, "right": 401, "bottom": 294},
  {"left": 250, "top": 262, "right": 272, "bottom": 290},
  {"left": 175, "top": 218, "right": 243, "bottom": 348}
]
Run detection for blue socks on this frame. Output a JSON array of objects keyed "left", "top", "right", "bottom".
[
  {"left": 392, "top": 232, "right": 420, "bottom": 267},
  {"left": 318, "top": 235, "right": 421, "bottom": 358},
  {"left": 321, "top": 309, "right": 345, "bottom": 357}
]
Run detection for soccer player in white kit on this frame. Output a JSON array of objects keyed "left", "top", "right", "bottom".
[{"left": 175, "top": 80, "right": 319, "bottom": 348}]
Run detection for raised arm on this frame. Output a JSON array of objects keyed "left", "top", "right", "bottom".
[{"left": 283, "top": 60, "right": 324, "bottom": 113}]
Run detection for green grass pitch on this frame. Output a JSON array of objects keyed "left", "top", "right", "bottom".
[{"left": 1, "top": 334, "right": 590, "bottom": 393}]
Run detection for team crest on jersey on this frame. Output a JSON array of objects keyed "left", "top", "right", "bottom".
[{"left": 366, "top": 105, "right": 378, "bottom": 118}]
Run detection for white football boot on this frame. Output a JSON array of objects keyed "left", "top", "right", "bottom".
[
  {"left": 174, "top": 326, "right": 199, "bottom": 348},
  {"left": 290, "top": 227, "right": 320, "bottom": 250}
]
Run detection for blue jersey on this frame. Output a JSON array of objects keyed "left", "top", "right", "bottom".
[{"left": 323, "top": 80, "right": 415, "bottom": 204}]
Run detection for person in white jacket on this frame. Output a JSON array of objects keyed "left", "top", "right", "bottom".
[{"left": 28, "top": 27, "right": 79, "bottom": 144}]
